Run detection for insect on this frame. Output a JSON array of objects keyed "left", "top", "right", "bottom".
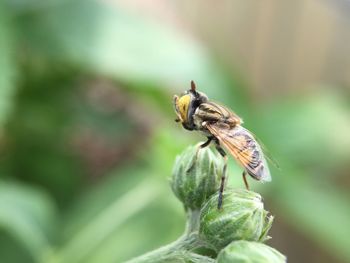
[{"left": 174, "top": 81, "right": 271, "bottom": 209}]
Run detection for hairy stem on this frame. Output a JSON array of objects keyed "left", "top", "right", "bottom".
[
  {"left": 185, "top": 209, "right": 201, "bottom": 234},
  {"left": 125, "top": 209, "right": 210, "bottom": 263},
  {"left": 125, "top": 234, "right": 198, "bottom": 263}
]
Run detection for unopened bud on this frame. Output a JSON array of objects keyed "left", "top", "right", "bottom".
[
  {"left": 217, "top": 240, "right": 286, "bottom": 263},
  {"left": 171, "top": 145, "right": 223, "bottom": 210},
  {"left": 199, "top": 189, "right": 273, "bottom": 251}
]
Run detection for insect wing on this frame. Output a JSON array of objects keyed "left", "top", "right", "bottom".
[
  {"left": 199, "top": 102, "right": 242, "bottom": 125},
  {"left": 243, "top": 128, "right": 280, "bottom": 170},
  {"left": 206, "top": 124, "right": 271, "bottom": 182}
]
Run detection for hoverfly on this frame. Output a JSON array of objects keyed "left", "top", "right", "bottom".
[{"left": 174, "top": 81, "right": 271, "bottom": 209}]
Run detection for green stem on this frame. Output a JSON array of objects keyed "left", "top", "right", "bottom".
[
  {"left": 125, "top": 209, "right": 211, "bottom": 263},
  {"left": 185, "top": 209, "right": 201, "bottom": 234},
  {"left": 181, "top": 252, "right": 216, "bottom": 263},
  {"left": 125, "top": 234, "right": 197, "bottom": 263}
]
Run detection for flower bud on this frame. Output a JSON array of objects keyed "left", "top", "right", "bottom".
[
  {"left": 171, "top": 144, "right": 223, "bottom": 210},
  {"left": 217, "top": 240, "right": 286, "bottom": 263},
  {"left": 199, "top": 189, "right": 273, "bottom": 251}
]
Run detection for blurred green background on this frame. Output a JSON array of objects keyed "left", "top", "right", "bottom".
[{"left": 0, "top": 0, "right": 350, "bottom": 262}]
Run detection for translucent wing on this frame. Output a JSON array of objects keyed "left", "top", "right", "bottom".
[
  {"left": 206, "top": 123, "right": 271, "bottom": 182},
  {"left": 241, "top": 128, "right": 280, "bottom": 170},
  {"left": 197, "top": 102, "right": 242, "bottom": 126}
]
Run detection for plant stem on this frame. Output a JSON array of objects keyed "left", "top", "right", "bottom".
[
  {"left": 125, "top": 209, "right": 211, "bottom": 263},
  {"left": 125, "top": 234, "right": 197, "bottom": 263},
  {"left": 185, "top": 209, "right": 201, "bottom": 234}
]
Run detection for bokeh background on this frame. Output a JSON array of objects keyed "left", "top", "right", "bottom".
[{"left": 1, "top": 0, "right": 350, "bottom": 262}]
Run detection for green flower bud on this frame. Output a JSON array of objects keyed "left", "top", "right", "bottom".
[
  {"left": 199, "top": 189, "right": 273, "bottom": 251},
  {"left": 217, "top": 240, "right": 286, "bottom": 263},
  {"left": 171, "top": 144, "right": 223, "bottom": 210}
]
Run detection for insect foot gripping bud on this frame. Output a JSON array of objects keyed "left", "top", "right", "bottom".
[
  {"left": 217, "top": 240, "right": 286, "bottom": 263},
  {"left": 199, "top": 189, "right": 273, "bottom": 252},
  {"left": 171, "top": 144, "right": 223, "bottom": 211}
]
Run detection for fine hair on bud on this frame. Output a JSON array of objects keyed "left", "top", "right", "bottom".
[
  {"left": 171, "top": 144, "right": 223, "bottom": 210},
  {"left": 217, "top": 240, "right": 286, "bottom": 263},
  {"left": 199, "top": 189, "right": 273, "bottom": 251}
]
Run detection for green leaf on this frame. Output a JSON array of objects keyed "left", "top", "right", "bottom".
[
  {"left": 257, "top": 92, "right": 350, "bottom": 171},
  {"left": 48, "top": 129, "right": 190, "bottom": 263},
  {"left": 0, "top": 181, "right": 57, "bottom": 262},
  {"left": 18, "top": 0, "right": 227, "bottom": 89},
  {"left": 0, "top": 2, "right": 17, "bottom": 128},
  {"left": 47, "top": 178, "right": 160, "bottom": 263},
  {"left": 269, "top": 170, "right": 350, "bottom": 263},
  {"left": 14, "top": 0, "right": 247, "bottom": 118},
  {"left": 2, "top": 0, "right": 59, "bottom": 13},
  {"left": 84, "top": 194, "right": 185, "bottom": 263}
]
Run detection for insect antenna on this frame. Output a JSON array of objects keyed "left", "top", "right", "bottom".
[
  {"left": 190, "top": 80, "right": 201, "bottom": 99},
  {"left": 190, "top": 80, "right": 196, "bottom": 92}
]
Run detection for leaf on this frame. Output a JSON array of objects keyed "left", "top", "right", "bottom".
[
  {"left": 2, "top": 0, "right": 59, "bottom": 13},
  {"left": 46, "top": 178, "right": 174, "bottom": 263},
  {"left": 0, "top": 2, "right": 17, "bottom": 128},
  {"left": 256, "top": 91, "right": 350, "bottom": 172},
  {"left": 0, "top": 181, "right": 57, "bottom": 262},
  {"left": 84, "top": 194, "right": 185, "bottom": 263},
  {"left": 268, "top": 169, "right": 350, "bottom": 263},
  {"left": 13, "top": 0, "right": 248, "bottom": 121},
  {"left": 48, "top": 129, "right": 190, "bottom": 263},
  {"left": 17, "top": 0, "right": 228, "bottom": 90}
]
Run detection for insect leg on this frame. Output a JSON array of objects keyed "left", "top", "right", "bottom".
[
  {"left": 242, "top": 170, "right": 250, "bottom": 190},
  {"left": 186, "top": 137, "right": 213, "bottom": 173},
  {"left": 200, "top": 136, "right": 213, "bottom": 149},
  {"left": 215, "top": 142, "right": 227, "bottom": 209}
]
